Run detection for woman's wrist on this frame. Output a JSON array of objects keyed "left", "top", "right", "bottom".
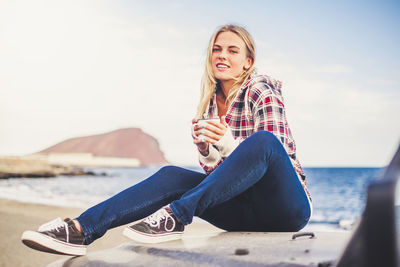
[
  {"left": 198, "top": 143, "right": 221, "bottom": 167},
  {"left": 198, "top": 146, "right": 209, "bottom": 156}
]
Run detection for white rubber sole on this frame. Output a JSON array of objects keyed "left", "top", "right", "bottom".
[
  {"left": 21, "top": 231, "right": 87, "bottom": 256},
  {"left": 123, "top": 227, "right": 183, "bottom": 244}
]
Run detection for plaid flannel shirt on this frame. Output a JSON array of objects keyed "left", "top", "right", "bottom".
[{"left": 198, "top": 73, "right": 307, "bottom": 183}]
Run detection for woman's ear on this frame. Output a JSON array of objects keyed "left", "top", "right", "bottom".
[{"left": 244, "top": 57, "right": 253, "bottom": 70}]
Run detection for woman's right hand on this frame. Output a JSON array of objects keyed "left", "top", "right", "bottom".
[{"left": 192, "top": 119, "right": 209, "bottom": 155}]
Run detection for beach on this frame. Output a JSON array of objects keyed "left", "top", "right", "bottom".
[
  {"left": 0, "top": 199, "right": 121, "bottom": 266},
  {"left": 0, "top": 198, "right": 222, "bottom": 267}
]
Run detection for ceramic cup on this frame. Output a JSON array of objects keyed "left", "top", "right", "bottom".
[{"left": 191, "top": 118, "right": 220, "bottom": 142}]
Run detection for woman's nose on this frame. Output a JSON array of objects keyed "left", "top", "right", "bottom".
[{"left": 218, "top": 50, "right": 227, "bottom": 59}]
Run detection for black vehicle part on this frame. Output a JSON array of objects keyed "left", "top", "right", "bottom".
[
  {"left": 336, "top": 145, "right": 400, "bottom": 267},
  {"left": 291, "top": 232, "right": 315, "bottom": 240}
]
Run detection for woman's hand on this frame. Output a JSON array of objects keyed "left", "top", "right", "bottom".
[
  {"left": 192, "top": 116, "right": 228, "bottom": 155},
  {"left": 192, "top": 119, "right": 209, "bottom": 154}
]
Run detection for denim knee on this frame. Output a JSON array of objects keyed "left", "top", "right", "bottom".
[
  {"left": 291, "top": 205, "right": 312, "bottom": 231},
  {"left": 244, "top": 131, "right": 283, "bottom": 153},
  {"left": 156, "top": 165, "right": 184, "bottom": 177},
  {"left": 250, "top": 131, "right": 280, "bottom": 144},
  {"left": 153, "top": 165, "right": 206, "bottom": 194},
  {"left": 156, "top": 165, "right": 201, "bottom": 181}
]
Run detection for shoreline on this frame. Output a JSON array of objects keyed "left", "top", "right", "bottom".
[
  {"left": 0, "top": 156, "right": 97, "bottom": 179},
  {"left": 0, "top": 198, "right": 222, "bottom": 267}
]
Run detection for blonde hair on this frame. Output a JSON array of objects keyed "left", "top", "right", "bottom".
[{"left": 195, "top": 24, "right": 256, "bottom": 119}]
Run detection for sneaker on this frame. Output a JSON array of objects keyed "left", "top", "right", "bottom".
[
  {"left": 123, "top": 206, "right": 184, "bottom": 243},
  {"left": 21, "top": 217, "right": 86, "bottom": 256}
]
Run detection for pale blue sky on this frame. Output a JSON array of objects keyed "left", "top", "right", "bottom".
[{"left": 0, "top": 0, "right": 399, "bottom": 166}]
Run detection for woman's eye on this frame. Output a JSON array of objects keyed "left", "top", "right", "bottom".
[
  {"left": 212, "top": 48, "right": 221, "bottom": 52},
  {"left": 230, "top": 50, "right": 238, "bottom": 54}
]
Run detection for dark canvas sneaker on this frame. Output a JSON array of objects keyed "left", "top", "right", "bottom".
[
  {"left": 21, "top": 217, "right": 86, "bottom": 256},
  {"left": 123, "top": 206, "right": 184, "bottom": 243}
]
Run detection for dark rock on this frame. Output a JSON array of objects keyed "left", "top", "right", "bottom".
[
  {"left": 0, "top": 171, "right": 56, "bottom": 179},
  {"left": 234, "top": 248, "right": 249, "bottom": 255},
  {"left": 59, "top": 169, "right": 95, "bottom": 176}
]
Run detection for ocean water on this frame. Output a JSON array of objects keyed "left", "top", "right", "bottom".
[
  {"left": 0, "top": 166, "right": 383, "bottom": 230},
  {"left": 304, "top": 167, "right": 383, "bottom": 229}
]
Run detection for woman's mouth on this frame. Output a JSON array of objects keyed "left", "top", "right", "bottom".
[{"left": 216, "top": 63, "right": 229, "bottom": 70}]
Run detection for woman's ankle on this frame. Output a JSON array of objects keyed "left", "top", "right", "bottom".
[
  {"left": 72, "top": 219, "right": 82, "bottom": 233},
  {"left": 166, "top": 205, "right": 182, "bottom": 223}
]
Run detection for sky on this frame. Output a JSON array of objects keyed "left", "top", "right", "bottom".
[{"left": 0, "top": 0, "right": 399, "bottom": 167}]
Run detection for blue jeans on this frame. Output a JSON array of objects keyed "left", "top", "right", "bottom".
[{"left": 76, "top": 131, "right": 311, "bottom": 245}]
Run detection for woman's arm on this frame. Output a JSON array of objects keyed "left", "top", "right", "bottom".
[
  {"left": 198, "top": 145, "right": 223, "bottom": 174},
  {"left": 253, "top": 88, "right": 289, "bottom": 145},
  {"left": 194, "top": 117, "right": 244, "bottom": 173},
  {"left": 196, "top": 125, "right": 240, "bottom": 174},
  {"left": 192, "top": 119, "right": 224, "bottom": 174}
]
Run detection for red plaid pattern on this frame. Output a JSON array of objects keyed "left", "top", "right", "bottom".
[{"left": 199, "top": 73, "right": 306, "bottom": 182}]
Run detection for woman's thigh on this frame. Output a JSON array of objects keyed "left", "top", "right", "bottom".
[{"left": 199, "top": 158, "right": 311, "bottom": 232}]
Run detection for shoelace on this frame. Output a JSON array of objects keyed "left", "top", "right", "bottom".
[
  {"left": 38, "top": 217, "right": 70, "bottom": 242},
  {"left": 143, "top": 208, "right": 176, "bottom": 232}
]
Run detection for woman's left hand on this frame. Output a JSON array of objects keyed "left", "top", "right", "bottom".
[{"left": 195, "top": 116, "right": 228, "bottom": 145}]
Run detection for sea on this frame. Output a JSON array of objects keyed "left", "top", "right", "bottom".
[{"left": 0, "top": 166, "right": 384, "bottom": 231}]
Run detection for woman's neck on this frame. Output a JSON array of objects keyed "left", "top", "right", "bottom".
[
  {"left": 216, "top": 87, "right": 229, "bottom": 117},
  {"left": 219, "top": 80, "right": 234, "bottom": 98}
]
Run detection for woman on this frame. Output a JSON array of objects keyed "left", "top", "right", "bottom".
[{"left": 21, "top": 24, "right": 312, "bottom": 256}]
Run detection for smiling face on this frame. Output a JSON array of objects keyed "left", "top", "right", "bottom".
[{"left": 211, "top": 31, "right": 253, "bottom": 89}]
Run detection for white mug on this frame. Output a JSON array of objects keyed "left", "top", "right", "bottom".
[{"left": 191, "top": 118, "right": 220, "bottom": 142}]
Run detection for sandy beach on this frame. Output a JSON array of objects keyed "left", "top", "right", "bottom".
[
  {"left": 0, "top": 198, "right": 222, "bottom": 267},
  {"left": 0, "top": 199, "right": 124, "bottom": 266}
]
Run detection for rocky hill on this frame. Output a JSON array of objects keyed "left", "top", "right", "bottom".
[{"left": 40, "top": 128, "right": 168, "bottom": 166}]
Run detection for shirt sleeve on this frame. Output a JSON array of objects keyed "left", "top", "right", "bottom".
[
  {"left": 198, "top": 124, "right": 248, "bottom": 174},
  {"left": 213, "top": 125, "right": 241, "bottom": 157},
  {"left": 252, "top": 87, "right": 288, "bottom": 145},
  {"left": 198, "top": 145, "right": 222, "bottom": 174},
  {"left": 198, "top": 127, "right": 241, "bottom": 174}
]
